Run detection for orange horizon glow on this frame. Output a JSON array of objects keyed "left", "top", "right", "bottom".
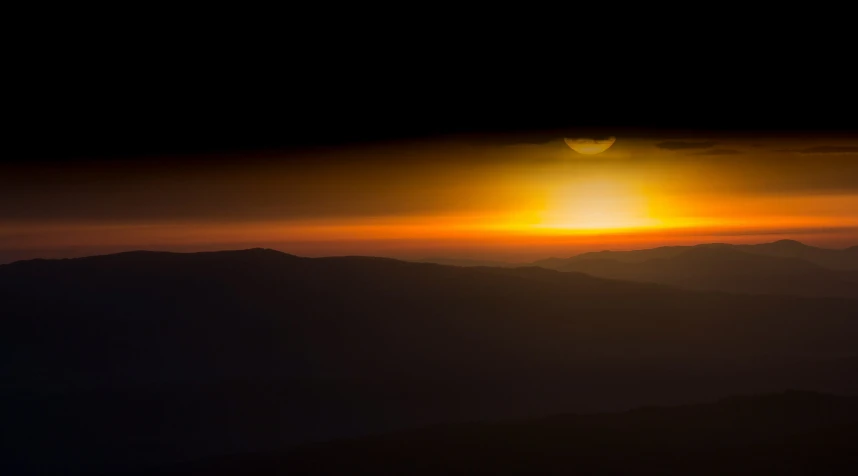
[{"left": 2, "top": 134, "right": 857, "bottom": 263}]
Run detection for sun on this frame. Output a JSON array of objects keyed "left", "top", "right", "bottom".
[{"left": 564, "top": 136, "right": 616, "bottom": 155}]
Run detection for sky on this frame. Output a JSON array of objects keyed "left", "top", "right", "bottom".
[
  {"left": 2, "top": 131, "right": 857, "bottom": 263},
  {"left": 6, "top": 0, "right": 858, "bottom": 265}
]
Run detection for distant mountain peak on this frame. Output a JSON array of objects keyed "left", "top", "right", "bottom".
[
  {"left": 766, "top": 239, "right": 809, "bottom": 248},
  {"left": 103, "top": 248, "right": 297, "bottom": 259},
  {"left": 242, "top": 247, "right": 293, "bottom": 255},
  {"left": 1, "top": 248, "right": 301, "bottom": 267}
]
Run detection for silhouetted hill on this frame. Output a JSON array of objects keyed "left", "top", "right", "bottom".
[
  {"left": 534, "top": 245, "right": 690, "bottom": 266},
  {"left": 3, "top": 249, "right": 857, "bottom": 474},
  {"left": 740, "top": 239, "right": 858, "bottom": 269},
  {"left": 537, "top": 246, "right": 858, "bottom": 298},
  {"left": 534, "top": 239, "right": 858, "bottom": 270},
  {"left": 413, "top": 257, "right": 518, "bottom": 267},
  {"left": 136, "top": 391, "right": 858, "bottom": 475}
]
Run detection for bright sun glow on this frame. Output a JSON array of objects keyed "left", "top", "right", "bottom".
[{"left": 536, "top": 178, "right": 661, "bottom": 232}]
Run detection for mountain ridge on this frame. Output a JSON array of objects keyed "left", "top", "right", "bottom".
[
  {"left": 417, "top": 240, "right": 858, "bottom": 271},
  {"left": 533, "top": 239, "right": 858, "bottom": 269},
  {"left": 535, "top": 245, "right": 858, "bottom": 299}
]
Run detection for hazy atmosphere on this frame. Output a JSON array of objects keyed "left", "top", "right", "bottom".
[{"left": 3, "top": 132, "right": 857, "bottom": 263}]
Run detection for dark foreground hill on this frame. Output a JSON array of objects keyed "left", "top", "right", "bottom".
[
  {"left": 413, "top": 257, "right": 519, "bottom": 268},
  {"left": 2, "top": 249, "right": 857, "bottom": 474},
  {"left": 134, "top": 391, "right": 858, "bottom": 475}
]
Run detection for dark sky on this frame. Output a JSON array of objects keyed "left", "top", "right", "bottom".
[
  {"left": 13, "top": 78, "right": 858, "bottom": 163},
  {"left": 8, "top": 21, "right": 858, "bottom": 165}
]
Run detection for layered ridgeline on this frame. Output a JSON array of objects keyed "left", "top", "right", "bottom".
[
  {"left": 2, "top": 249, "right": 857, "bottom": 473},
  {"left": 527, "top": 240, "right": 858, "bottom": 299},
  {"left": 418, "top": 240, "right": 858, "bottom": 298},
  {"left": 145, "top": 391, "right": 858, "bottom": 476},
  {"left": 535, "top": 239, "right": 858, "bottom": 269}
]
